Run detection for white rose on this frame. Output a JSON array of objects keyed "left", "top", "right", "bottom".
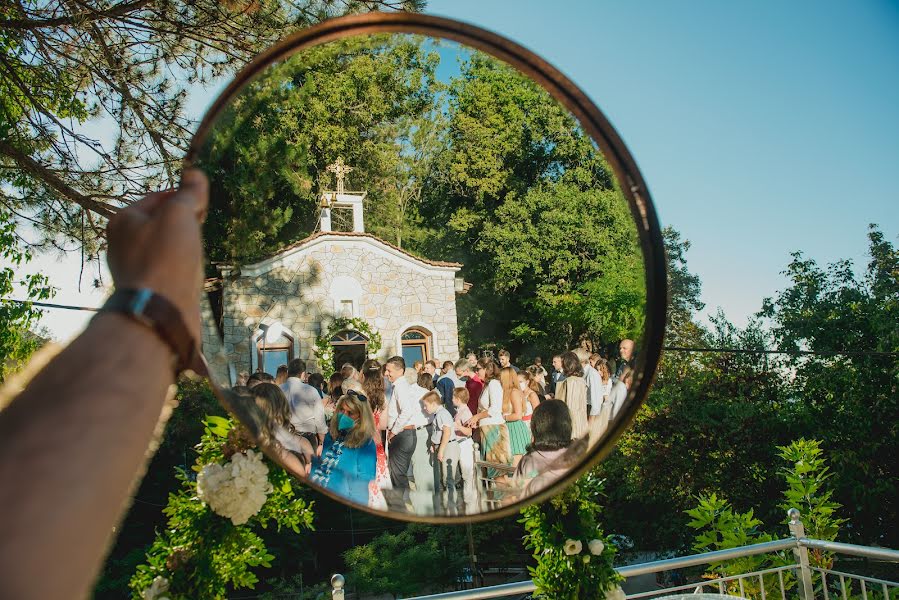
[
  {"left": 588, "top": 539, "right": 605, "bottom": 555},
  {"left": 197, "top": 450, "right": 272, "bottom": 525},
  {"left": 563, "top": 539, "right": 583, "bottom": 555},
  {"left": 606, "top": 586, "right": 626, "bottom": 600},
  {"left": 142, "top": 576, "right": 170, "bottom": 600}
]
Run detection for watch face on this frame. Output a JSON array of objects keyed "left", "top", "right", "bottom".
[{"left": 190, "top": 14, "right": 666, "bottom": 524}]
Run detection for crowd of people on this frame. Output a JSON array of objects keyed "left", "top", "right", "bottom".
[{"left": 232, "top": 340, "right": 637, "bottom": 515}]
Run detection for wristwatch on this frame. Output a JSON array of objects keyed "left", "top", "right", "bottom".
[{"left": 99, "top": 288, "right": 200, "bottom": 376}]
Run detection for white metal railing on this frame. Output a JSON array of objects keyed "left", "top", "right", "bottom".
[{"left": 327, "top": 510, "right": 899, "bottom": 600}]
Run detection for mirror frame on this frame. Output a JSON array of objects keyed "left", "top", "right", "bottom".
[{"left": 186, "top": 11, "right": 668, "bottom": 524}]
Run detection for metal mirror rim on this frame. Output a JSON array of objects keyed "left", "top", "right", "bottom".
[{"left": 186, "top": 11, "right": 668, "bottom": 524}]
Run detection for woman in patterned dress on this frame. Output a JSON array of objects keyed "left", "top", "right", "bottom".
[{"left": 309, "top": 393, "right": 377, "bottom": 506}]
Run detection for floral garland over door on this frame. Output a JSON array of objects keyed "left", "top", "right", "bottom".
[{"left": 313, "top": 317, "right": 383, "bottom": 378}]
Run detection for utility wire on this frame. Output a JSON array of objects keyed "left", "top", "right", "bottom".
[
  {"left": 3, "top": 298, "right": 100, "bottom": 311},
  {"left": 5, "top": 298, "right": 898, "bottom": 358},
  {"left": 662, "top": 346, "right": 898, "bottom": 358}
]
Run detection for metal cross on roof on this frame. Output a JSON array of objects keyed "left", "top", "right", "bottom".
[{"left": 326, "top": 157, "right": 354, "bottom": 194}]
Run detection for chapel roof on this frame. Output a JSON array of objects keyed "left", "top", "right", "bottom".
[{"left": 253, "top": 230, "right": 463, "bottom": 269}]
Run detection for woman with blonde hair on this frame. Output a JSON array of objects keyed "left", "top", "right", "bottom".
[
  {"left": 554, "top": 351, "right": 588, "bottom": 440},
  {"left": 518, "top": 369, "right": 542, "bottom": 423},
  {"left": 500, "top": 366, "right": 531, "bottom": 466},
  {"left": 310, "top": 393, "right": 377, "bottom": 506},
  {"left": 467, "top": 358, "right": 511, "bottom": 466}
]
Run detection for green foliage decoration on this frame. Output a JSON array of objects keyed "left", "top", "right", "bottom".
[
  {"left": 521, "top": 473, "right": 624, "bottom": 600},
  {"left": 313, "top": 317, "right": 382, "bottom": 378},
  {"left": 129, "top": 415, "right": 315, "bottom": 599}
]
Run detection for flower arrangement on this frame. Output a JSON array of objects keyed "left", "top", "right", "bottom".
[
  {"left": 521, "top": 472, "right": 624, "bottom": 600},
  {"left": 313, "top": 317, "right": 382, "bottom": 378},
  {"left": 130, "top": 413, "right": 315, "bottom": 599},
  {"left": 197, "top": 449, "right": 272, "bottom": 525}
]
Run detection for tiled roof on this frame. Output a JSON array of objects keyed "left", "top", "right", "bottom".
[{"left": 263, "top": 230, "right": 463, "bottom": 268}]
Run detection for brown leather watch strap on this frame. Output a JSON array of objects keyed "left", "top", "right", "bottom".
[{"left": 99, "top": 288, "right": 200, "bottom": 376}]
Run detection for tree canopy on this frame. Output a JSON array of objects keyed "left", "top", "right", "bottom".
[
  {"left": 197, "top": 37, "right": 645, "bottom": 354},
  {"left": 199, "top": 33, "right": 441, "bottom": 263},
  {"left": 0, "top": 0, "right": 422, "bottom": 257}
]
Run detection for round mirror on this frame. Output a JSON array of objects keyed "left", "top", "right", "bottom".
[{"left": 187, "top": 13, "right": 666, "bottom": 522}]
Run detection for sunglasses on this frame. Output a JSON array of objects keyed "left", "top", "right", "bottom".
[{"left": 346, "top": 389, "right": 368, "bottom": 403}]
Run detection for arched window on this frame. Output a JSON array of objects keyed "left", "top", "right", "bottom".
[
  {"left": 256, "top": 332, "right": 294, "bottom": 375},
  {"left": 401, "top": 327, "right": 431, "bottom": 367}
]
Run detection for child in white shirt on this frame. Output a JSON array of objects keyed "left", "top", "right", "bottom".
[{"left": 422, "top": 390, "right": 458, "bottom": 491}]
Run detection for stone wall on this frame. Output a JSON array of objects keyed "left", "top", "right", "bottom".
[{"left": 219, "top": 237, "right": 460, "bottom": 377}]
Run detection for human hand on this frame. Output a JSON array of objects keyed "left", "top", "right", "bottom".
[
  {"left": 437, "top": 450, "right": 444, "bottom": 462},
  {"left": 106, "top": 169, "right": 208, "bottom": 340}
]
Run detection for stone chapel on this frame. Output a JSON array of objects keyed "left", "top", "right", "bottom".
[{"left": 202, "top": 159, "right": 465, "bottom": 382}]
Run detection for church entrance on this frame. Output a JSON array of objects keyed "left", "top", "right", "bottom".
[{"left": 330, "top": 330, "right": 369, "bottom": 371}]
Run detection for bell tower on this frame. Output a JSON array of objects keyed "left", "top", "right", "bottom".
[{"left": 319, "top": 157, "right": 366, "bottom": 233}]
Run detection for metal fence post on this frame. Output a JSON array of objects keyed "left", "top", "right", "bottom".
[
  {"left": 788, "top": 508, "right": 815, "bottom": 600},
  {"left": 331, "top": 573, "right": 345, "bottom": 600}
]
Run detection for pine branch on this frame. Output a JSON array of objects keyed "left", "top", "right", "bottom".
[{"left": 0, "top": 140, "right": 119, "bottom": 220}]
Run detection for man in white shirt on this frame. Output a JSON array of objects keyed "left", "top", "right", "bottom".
[
  {"left": 576, "top": 348, "right": 604, "bottom": 427},
  {"left": 385, "top": 356, "right": 429, "bottom": 508},
  {"left": 280, "top": 359, "right": 327, "bottom": 452}
]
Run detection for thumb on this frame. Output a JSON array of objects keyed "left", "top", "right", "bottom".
[{"left": 168, "top": 168, "right": 209, "bottom": 222}]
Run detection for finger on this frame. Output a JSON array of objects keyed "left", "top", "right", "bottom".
[
  {"left": 171, "top": 168, "right": 209, "bottom": 222},
  {"left": 127, "top": 189, "right": 178, "bottom": 216}
]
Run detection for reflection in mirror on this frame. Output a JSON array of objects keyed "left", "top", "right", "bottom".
[{"left": 195, "top": 32, "right": 647, "bottom": 518}]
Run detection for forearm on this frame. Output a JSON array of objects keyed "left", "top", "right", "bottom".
[{"left": 0, "top": 313, "right": 174, "bottom": 600}]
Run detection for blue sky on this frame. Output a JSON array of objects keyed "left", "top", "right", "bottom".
[
  {"left": 427, "top": 0, "right": 899, "bottom": 325},
  {"left": 12, "top": 1, "right": 899, "bottom": 340}
]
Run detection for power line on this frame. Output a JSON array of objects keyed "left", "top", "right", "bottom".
[
  {"left": 6, "top": 298, "right": 897, "bottom": 359},
  {"left": 663, "top": 346, "right": 898, "bottom": 358},
  {"left": 3, "top": 298, "right": 99, "bottom": 312}
]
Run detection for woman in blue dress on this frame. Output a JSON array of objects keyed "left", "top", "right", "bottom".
[{"left": 310, "top": 391, "right": 377, "bottom": 506}]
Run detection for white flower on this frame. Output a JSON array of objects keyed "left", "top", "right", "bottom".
[
  {"left": 563, "top": 539, "right": 583, "bottom": 555},
  {"left": 197, "top": 450, "right": 273, "bottom": 525},
  {"left": 142, "top": 576, "right": 170, "bottom": 600},
  {"left": 588, "top": 539, "right": 605, "bottom": 555},
  {"left": 606, "top": 586, "right": 626, "bottom": 600}
]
